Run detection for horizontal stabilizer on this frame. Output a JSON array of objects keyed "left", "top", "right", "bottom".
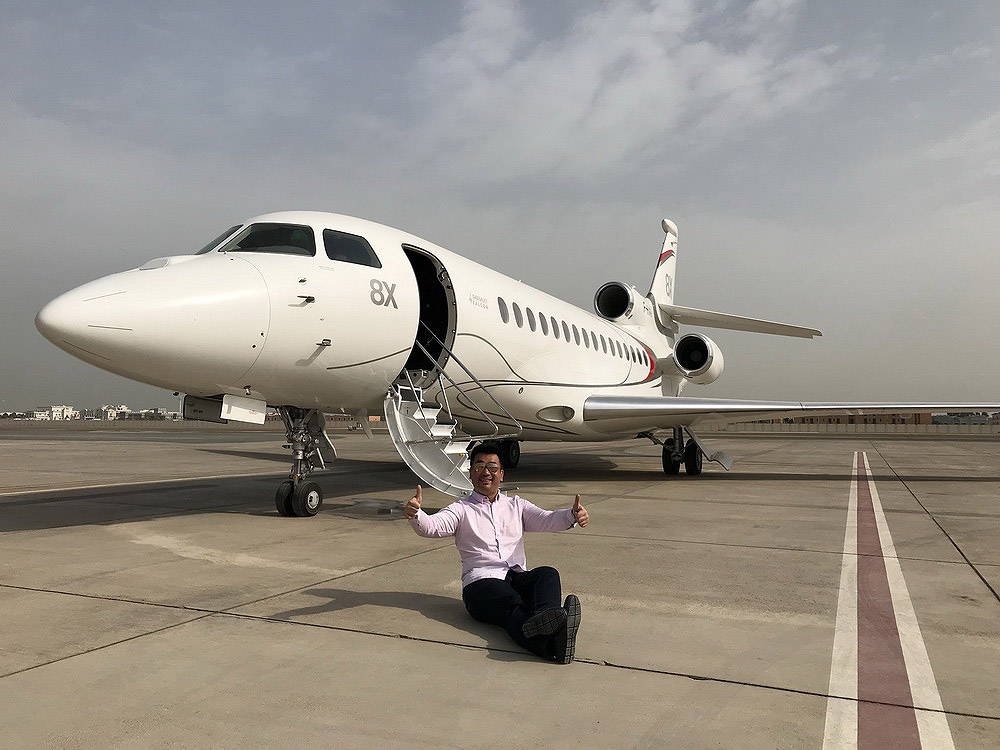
[
  {"left": 583, "top": 396, "right": 1000, "bottom": 427},
  {"left": 657, "top": 303, "right": 822, "bottom": 338}
]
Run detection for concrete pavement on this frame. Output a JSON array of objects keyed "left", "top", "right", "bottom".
[{"left": 1, "top": 426, "right": 998, "bottom": 748}]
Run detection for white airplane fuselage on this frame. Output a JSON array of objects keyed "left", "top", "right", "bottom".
[{"left": 36, "top": 211, "right": 676, "bottom": 441}]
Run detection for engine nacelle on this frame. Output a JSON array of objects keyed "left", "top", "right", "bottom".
[
  {"left": 594, "top": 282, "right": 646, "bottom": 323},
  {"left": 670, "top": 333, "right": 724, "bottom": 384}
]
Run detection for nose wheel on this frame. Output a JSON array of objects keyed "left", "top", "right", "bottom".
[{"left": 274, "top": 407, "right": 333, "bottom": 517}]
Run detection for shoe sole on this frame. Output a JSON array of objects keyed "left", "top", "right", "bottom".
[
  {"left": 559, "top": 595, "right": 582, "bottom": 664},
  {"left": 522, "top": 607, "right": 567, "bottom": 639}
]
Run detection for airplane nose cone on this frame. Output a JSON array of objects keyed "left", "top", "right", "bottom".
[
  {"left": 35, "top": 255, "right": 271, "bottom": 392},
  {"left": 35, "top": 285, "right": 125, "bottom": 365},
  {"left": 35, "top": 294, "right": 76, "bottom": 346}
]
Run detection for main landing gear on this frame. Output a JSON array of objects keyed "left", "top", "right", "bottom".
[
  {"left": 274, "top": 407, "right": 335, "bottom": 517},
  {"left": 652, "top": 427, "right": 703, "bottom": 476},
  {"left": 498, "top": 439, "right": 520, "bottom": 469}
]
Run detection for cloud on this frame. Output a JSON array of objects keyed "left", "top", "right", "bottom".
[
  {"left": 406, "top": 0, "right": 871, "bottom": 184},
  {"left": 927, "top": 111, "right": 1000, "bottom": 177}
]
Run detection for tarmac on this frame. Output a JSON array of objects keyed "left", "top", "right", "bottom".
[{"left": 1, "top": 424, "right": 999, "bottom": 749}]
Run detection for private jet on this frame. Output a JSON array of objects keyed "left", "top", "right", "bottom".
[{"left": 35, "top": 211, "right": 999, "bottom": 516}]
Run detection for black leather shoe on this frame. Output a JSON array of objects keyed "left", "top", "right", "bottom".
[
  {"left": 554, "top": 594, "right": 581, "bottom": 664},
  {"left": 522, "top": 607, "right": 567, "bottom": 639}
]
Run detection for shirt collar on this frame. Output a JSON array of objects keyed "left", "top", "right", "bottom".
[{"left": 469, "top": 490, "right": 506, "bottom": 504}]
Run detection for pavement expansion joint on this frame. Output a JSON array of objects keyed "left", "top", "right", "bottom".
[{"left": 872, "top": 444, "right": 1000, "bottom": 605}]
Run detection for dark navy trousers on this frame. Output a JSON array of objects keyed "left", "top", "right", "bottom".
[{"left": 462, "top": 566, "right": 562, "bottom": 659}]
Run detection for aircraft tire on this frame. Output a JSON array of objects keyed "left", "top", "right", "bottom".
[
  {"left": 291, "top": 481, "right": 323, "bottom": 517},
  {"left": 662, "top": 439, "right": 681, "bottom": 475},
  {"left": 502, "top": 440, "right": 521, "bottom": 469},
  {"left": 275, "top": 481, "right": 294, "bottom": 516},
  {"left": 684, "top": 440, "right": 703, "bottom": 476}
]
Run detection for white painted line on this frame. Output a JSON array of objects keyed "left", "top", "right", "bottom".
[
  {"left": 823, "top": 452, "right": 956, "bottom": 750},
  {"left": 823, "top": 452, "right": 859, "bottom": 749},
  {"left": 863, "top": 453, "right": 955, "bottom": 749},
  {"left": 0, "top": 470, "right": 284, "bottom": 498}
]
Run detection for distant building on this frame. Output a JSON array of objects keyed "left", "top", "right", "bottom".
[
  {"left": 771, "top": 413, "right": 932, "bottom": 426},
  {"left": 32, "top": 405, "right": 80, "bottom": 420},
  {"left": 102, "top": 405, "right": 130, "bottom": 420},
  {"left": 933, "top": 413, "right": 991, "bottom": 426}
]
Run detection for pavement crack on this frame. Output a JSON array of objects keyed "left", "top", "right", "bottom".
[{"left": 871, "top": 444, "right": 1000, "bottom": 605}]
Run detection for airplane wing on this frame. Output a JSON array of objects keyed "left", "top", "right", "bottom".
[{"left": 582, "top": 396, "right": 1000, "bottom": 428}]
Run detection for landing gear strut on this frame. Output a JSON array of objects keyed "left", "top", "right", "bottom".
[
  {"left": 652, "top": 428, "right": 703, "bottom": 476},
  {"left": 275, "top": 407, "right": 334, "bottom": 517}
]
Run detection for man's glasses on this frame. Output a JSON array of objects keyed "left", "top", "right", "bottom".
[{"left": 471, "top": 461, "right": 501, "bottom": 473}]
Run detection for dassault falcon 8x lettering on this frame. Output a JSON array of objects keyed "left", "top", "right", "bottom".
[{"left": 35, "top": 212, "right": 999, "bottom": 516}]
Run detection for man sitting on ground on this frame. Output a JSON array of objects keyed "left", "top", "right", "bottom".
[{"left": 404, "top": 441, "right": 590, "bottom": 663}]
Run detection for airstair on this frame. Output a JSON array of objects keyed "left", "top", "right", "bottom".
[{"left": 384, "top": 324, "right": 522, "bottom": 496}]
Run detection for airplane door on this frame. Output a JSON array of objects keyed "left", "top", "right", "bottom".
[{"left": 401, "top": 245, "right": 458, "bottom": 386}]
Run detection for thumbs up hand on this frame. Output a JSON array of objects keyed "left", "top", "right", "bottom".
[
  {"left": 405, "top": 485, "right": 422, "bottom": 519},
  {"left": 572, "top": 494, "right": 589, "bottom": 527}
]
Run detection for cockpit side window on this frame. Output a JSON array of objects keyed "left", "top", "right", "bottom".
[
  {"left": 323, "top": 229, "right": 382, "bottom": 268},
  {"left": 218, "top": 223, "right": 316, "bottom": 256},
  {"left": 195, "top": 226, "right": 242, "bottom": 255}
]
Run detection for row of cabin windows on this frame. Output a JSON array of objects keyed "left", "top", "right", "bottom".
[{"left": 496, "top": 297, "right": 649, "bottom": 367}]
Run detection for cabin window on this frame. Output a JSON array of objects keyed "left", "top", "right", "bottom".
[
  {"left": 498, "top": 297, "right": 509, "bottom": 324},
  {"left": 539, "top": 314, "right": 549, "bottom": 336},
  {"left": 218, "top": 223, "right": 316, "bottom": 256},
  {"left": 562, "top": 321, "right": 570, "bottom": 341},
  {"left": 513, "top": 303, "right": 524, "bottom": 328},
  {"left": 552, "top": 317, "right": 560, "bottom": 340},
  {"left": 195, "top": 226, "right": 242, "bottom": 255},
  {"left": 600, "top": 334, "right": 607, "bottom": 354},
  {"left": 572, "top": 325, "right": 580, "bottom": 346},
  {"left": 590, "top": 331, "right": 598, "bottom": 349},
  {"left": 323, "top": 229, "right": 381, "bottom": 268},
  {"left": 526, "top": 308, "right": 536, "bottom": 332},
  {"left": 616, "top": 340, "right": 623, "bottom": 358},
  {"left": 582, "top": 329, "right": 590, "bottom": 349}
]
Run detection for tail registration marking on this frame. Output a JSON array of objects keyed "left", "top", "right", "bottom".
[{"left": 822, "top": 452, "right": 954, "bottom": 750}]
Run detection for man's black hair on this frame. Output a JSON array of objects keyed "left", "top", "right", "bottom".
[{"left": 470, "top": 441, "right": 504, "bottom": 468}]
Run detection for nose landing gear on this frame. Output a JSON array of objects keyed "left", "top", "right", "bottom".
[{"left": 275, "top": 407, "right": 335, "bottom": 517}]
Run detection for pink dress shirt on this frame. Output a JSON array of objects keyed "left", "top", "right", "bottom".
[{"left": 408, "top": 491, "right": 576, "bottom": 587}]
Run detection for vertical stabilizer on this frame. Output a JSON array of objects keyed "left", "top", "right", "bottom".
[{"left": 648, "top": 218, "right": 677, "bottom": 307}]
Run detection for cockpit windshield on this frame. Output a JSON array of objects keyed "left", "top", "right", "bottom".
[
  {"left": 195, "top": 226, "right": 242, "bottom": 255},
  {"left": 215, "top": 223, "right": 316, "bottom": 256}
]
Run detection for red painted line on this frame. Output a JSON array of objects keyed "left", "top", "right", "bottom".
[{"left": 855, "top": 455, "right": 921, "bottom": 749}]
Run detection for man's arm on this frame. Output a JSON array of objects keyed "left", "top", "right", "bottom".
[
  {"left": 521, "top": 494, "right": 589, "bottom": 532},
  {"left": 405, "top": 485, "right": 461, "bottom": 538}
]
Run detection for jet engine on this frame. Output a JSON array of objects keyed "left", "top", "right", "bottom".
[
  {"left": 670, "top": 333, "right": 724, "bottom": 384},
  {"left": 594, "top": 282, "right": 645, "bottom": 323}
]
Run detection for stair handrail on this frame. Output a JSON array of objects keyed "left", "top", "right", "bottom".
[
  {"left": 400, "top": 324, "right": 522, "bottom": 442},
  {"left": 415, "top": 323, "right": 523, "bottom": 438}
]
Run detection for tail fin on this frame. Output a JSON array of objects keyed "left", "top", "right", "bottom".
[{"left": 647, "top": 218, "right": 677, "bottom": 306}]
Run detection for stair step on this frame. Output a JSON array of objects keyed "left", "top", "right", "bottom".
[{"left": 384, "top": 387, "right": 473, "bottom": 497}]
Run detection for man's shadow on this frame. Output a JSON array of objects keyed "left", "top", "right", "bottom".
[{"left": 268, "top": 587, "right": 535, "bottom": 663}]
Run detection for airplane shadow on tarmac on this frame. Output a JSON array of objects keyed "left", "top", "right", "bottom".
[
  {"left": 4, "top": 451, "right": 998, "bottom": 533},
  {"left": 266, "top": 587, "right": 535, "bottom": 663}
]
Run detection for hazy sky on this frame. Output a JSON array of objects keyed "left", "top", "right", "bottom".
[{"left": 2, "top": 0, "right": 998, "bottom": 411}]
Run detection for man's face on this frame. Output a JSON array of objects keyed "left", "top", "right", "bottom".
[{"left": 470, "top": 453, "right": 504, "bottom": 496}]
